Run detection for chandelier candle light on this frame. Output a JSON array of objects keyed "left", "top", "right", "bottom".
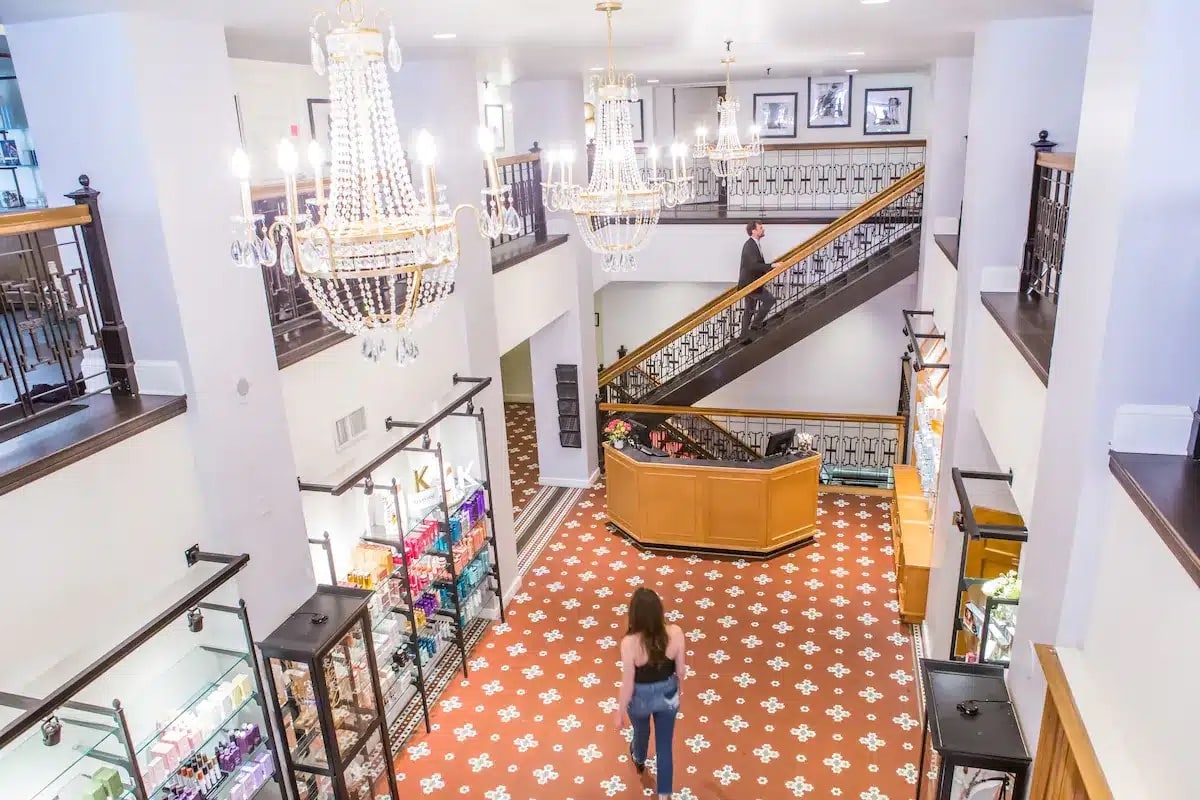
[
  {"left": 541, "top": 0, "right": 694, "bottom": 273},
  {"left": 228, "top": 0, "right": 520, "bottom": 366},
  {"left": 693, "top": 40, "right": 762, "bottom": 179}
]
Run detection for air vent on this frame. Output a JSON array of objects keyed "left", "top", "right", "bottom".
[{"left": 334, "top": 407, "right": 368, "bottom": 451}]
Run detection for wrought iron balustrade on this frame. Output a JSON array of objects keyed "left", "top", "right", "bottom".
[
  {"left": 1021, "top": 143, "right": 1074, "bottom": 302},
  {"left": 492, "top": 149, "right": 547, "bottom": 247},
  {"left": 600, "top": 402, "right": 903, "bottom": 485},
  {"left": 601, "top": 167, "right": 925, "bottom": 402},
  {"left": 0, "top": 177, "right": 137, "bottom": 435}
]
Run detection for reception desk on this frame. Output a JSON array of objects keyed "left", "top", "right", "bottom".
[{"left": 604, "top": 444, "right": 820, "bottom": 557}]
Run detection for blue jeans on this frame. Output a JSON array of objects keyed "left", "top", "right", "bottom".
[{"left": 628, "top": 676, "right": 680, "bottom": 796}]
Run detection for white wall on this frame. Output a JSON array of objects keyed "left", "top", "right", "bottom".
[
  {"left": 1059, "top": 478, "right": 1200, "bottom": 799},
  {"left": 594, "top": 222, "right": 822, "bottom": 287},
  {"left": 500, "top": 339, "right": 534, "bottom": 402},
  {"left": 701, "top": 276, "right": 915, "bottom": 415},
  {"left": 230, "top": 57, "right": 327, "bottom": 180},
  {"left": 595, "top": 281, "right": 728, "bottom": 366},
  {"left": 494, "top": 242, "right": 580, "bottom": 354},
  {"left": 972, "top": 303, "right": 1047, "bottom": 518},
  {"left": 0, "top": 417, "right": 207, "bottom": 688},
  {"left": 923, "top": 242, "right": 958, "bottom": 342},
  {"left": 478, "top": 81, "right": 518, "bottom": 156}
]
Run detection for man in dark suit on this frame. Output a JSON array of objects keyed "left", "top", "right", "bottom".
[{"left": 738, "top": 220, "right": 779, "bottom": 343}]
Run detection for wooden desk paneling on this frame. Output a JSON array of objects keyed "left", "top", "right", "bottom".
[
  {"left": 604, "top": 446, "right": 819, "bottom": 556},
  {"left": 891, "top": 464, "right": 933, "bottom": 623}
]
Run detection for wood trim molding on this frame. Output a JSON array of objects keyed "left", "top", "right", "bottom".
[
  {"left": 762, "top": 138, "right": 927, "bottom": 152},
  {"left": 250, "top": 178, "right": 330, "bottom": 202},
  {"left": 0, "top": 205, "right": 92, "bottom": 236},
  {"left": 598, "top": 166, "right": 926, "bottom": 386},
  {"left": 1032, "top": 644, "right": 1114, "bottom": 800},
  {"left": 599, "top": 402, "right": 906, "bottom": 427},
  {"left": 1036, "top": 151, "right": 1076, "bottom": 172}
]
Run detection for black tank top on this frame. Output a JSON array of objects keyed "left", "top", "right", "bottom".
[{"left": 634, "top": 658, "right": 675, "bottom": 683}]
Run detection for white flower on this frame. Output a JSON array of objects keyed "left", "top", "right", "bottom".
[
  {"left": 860, "top": 788, "right": 890, "bottom": 800},
  {"left": 468, "top": 753, "right": 493, "bottom": 772},
  {"left": 858, "top": 613, "right": 879, "bottom": 626},
  {"left": 685, "top": 733, "right": 711, "bottom": 752},
  {"left": 897, "top": 763, "right": 919, "bottom": 784},
  {"left": 767, "top": 656, "right": 791, "bottom": 671},
  {"left": 453, "top": 722, "right": 477, "bottom": 741},
  {"left": 513, "top": 733, "right": 538, "bottom": 752},
  {"left": 831, "top": 594, "right": 851, "bottom": 607},
  {"left": 408, "top": 740, "right": 431, "bottom": 759},
  {"left": 521, "top": 665, "right": 544, "bottom": 680},
  {"left": 544, "top": 629, "right": 564, "bottom": 642},
  {"left": 599, "top": 775, "right": 626, "bottom": 796},
  {"left": 717, "top": 615, "right": 738, "bottom": 628},
  {"left": 709, "top": 649, "right": 731, "bottom": 664},
  {"left": 698, "top": 688, "right": 721, "bottom": 705},
  {"left": 889, "top": 669, "right": 914, "bottom": 686},
  {"left": 859, "top": 646, "right": 881, "bottom": 662},
  {"left": 723, "top": 715, "right": 750, "bottom": 733},
  {"left": 772, "top": 620, "right": 795, "bottom": 634},
  {"left": 538, "top": 688, "right": 561, "bottom": 704},
  {"left": 785, "top": 775, "right": 814, "bottom": 796},
  {"left": 760, "top": 696, "right": 785, "bottom": 714},
  {"left": 753, "top": 743, "right": 780, "bottom": 763},
  {"left": 579, "top": 672, "right": 601, "bottom": 688},
  {"left": 578, "top": 744, "right": 603, "bottom": 763},
  {"left": 506, "top": 642, "right": 527, "bottom": 657},
  {"left": 826, "top": 704, "right": 851, "bottom": 722},
  {"left": 483, "top": 786, "right": 511, "bottom": 800},
  {"left": 733, "top": 672, "right": 757, "bottom": 688},
  {"left": 560, "top": 649, "right": 582, "bottom": 665},
  {"left": 482, "top": 680, "right": 504, "bottom": 696},
  {"left": 790, "top": 723, "right": 816, "bottom": 742},
  {"left": 419, "top": 773, "right": 445, "bottom": 794},
  {"left": 892, "top": 711, "right": 920, "bottom": 731},
  {"left": 798, "top": 640, "right": 821, "bottom": 655},
  {"left": 827, "top": 662, "right": 851, "bottom": 679},
  {"left": 579, "top": 615, "right": 599, "bottom": 629},
  {"left": 741, "top": 634, "right": 763, "bottom": 648},
  {"left": 497, "top": 704, "right": 520, "bottom": 722},
  {"left": 795, "top": 679, "right": 819, "bottom": 695},
  {"left": 860, "top": 732, "right": 886, "bottom": 752},
  {"left": 824, "top": 752, "right": 851, "bottom": 773},
  {"left": 859, "top": 686, "right": 884, "bottom": 703},
  {"left": 748, "top": 602, "right": 768, "bottom": 615},
  {"left": 713, "top": 765, "right": 741, "bottom": 786},
  {"left": 533, "top": 764, "right": 558, "bottom": 785},
  {"left": 440, "top": 695, "right": 463, "bottom": 713}
]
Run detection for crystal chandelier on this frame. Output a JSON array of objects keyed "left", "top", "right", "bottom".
[
  {"left": 228, "top": 0, "right": 520, "bottom": 365},
  {"left": 692, "top": 40, "right": 762, "bottom": 180},
  {"left": 541, "top": 1, "right": 693, "bottom": 273}
]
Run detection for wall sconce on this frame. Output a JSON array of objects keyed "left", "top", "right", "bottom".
[{"left": 187, "top": 607, "right": 204, "bottom": 633}]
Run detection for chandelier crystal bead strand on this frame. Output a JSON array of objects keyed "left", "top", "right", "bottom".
[
  {"left": 228, "top": 0, "right": 520, "bottom": 366},
  {"left": 693, "top": 40, "right": 762, "bottom": 179},
  {"left": 541, "top": 1, "right": 693, "bottom": 273}
]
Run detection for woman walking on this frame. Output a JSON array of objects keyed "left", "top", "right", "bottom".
[{"left": 614, "top": 587, "right": 686, "bottom": 800}]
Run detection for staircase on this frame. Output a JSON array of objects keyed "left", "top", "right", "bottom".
[
  {"left": 598, "top": 167, "right": 924, "bottom": 461},
  {"left": 599, "top": 167, "right": 922, "bottom": 455}
]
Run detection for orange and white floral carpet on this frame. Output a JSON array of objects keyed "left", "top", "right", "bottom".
[
  {"left": 504, "top": 403, "right": 540, "bottom": 520},
  {"left": 394, "top": 486, "right": 922, "bottom": 800}
]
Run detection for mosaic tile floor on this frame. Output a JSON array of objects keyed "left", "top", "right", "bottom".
[
  {"left": 504, "top": 403, "right": 540, "bottom": 520},
  {"left": 392, "top": 486, "right": 922, "bottom": 800}
]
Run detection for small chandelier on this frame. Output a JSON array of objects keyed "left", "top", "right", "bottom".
[
  {"left": 228, "top": 0, "right": 519, "bottom": 365},
  {"left": 541, "top": 1, "right": 693, "bottom": 273},
  {"left": 693, "top": 40, "right": 762, "bottom": 180}
]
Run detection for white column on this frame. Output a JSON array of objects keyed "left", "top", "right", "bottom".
[
  {"left": 1009, "top": 0, "right": 1200, "bottom": 741},
  {"left": 916, "top": 56, "right": 971, "bottom": 316},
  {"left": 8, "top": 12, "right": 315, "bottom": 631},
  {"left": 388, "top": 59, "right": 521, "bottom": 600},
  {"left": 926, "top": 16, "right": 1091, "bottom": 662},
  {"left": 512, "top": 78, "right": 600, "bottom": 486}
]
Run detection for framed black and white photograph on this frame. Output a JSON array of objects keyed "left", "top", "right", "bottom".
[
  {"left": 0, "top": 139, "right": 19, "bottom": 167},
  {"left": 752, "top": 92, "right": 798, "bottom": 138},
  {"left": 628, "top": 99, "right": 645, "bottom": 143},
  {"left": 807, "top": 75, "right": 852, "bottom": 128},
  {"left": 484, "top": 103, "right": 506, "bottom": 150},
  {"left": 864, "top": 87, "right": 912, "bottom": 135},
  {"left": 307, "top": 98, "right": 331, "bottom": 162}
]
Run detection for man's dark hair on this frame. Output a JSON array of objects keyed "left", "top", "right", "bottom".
[{"left": 745, "top": 220, "right": 763, "bottom": 236}]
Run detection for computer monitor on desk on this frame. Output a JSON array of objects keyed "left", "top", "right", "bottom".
[{"left": 763, "top": 428, "right": 796, "bottom": 458}]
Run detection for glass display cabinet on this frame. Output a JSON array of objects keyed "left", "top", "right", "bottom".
[
  {"left": 916, "top": 659, "right": 1030, "bottom": 800},
  {"left": 259, "top": 586, "right": 399, "bottom": 800}
]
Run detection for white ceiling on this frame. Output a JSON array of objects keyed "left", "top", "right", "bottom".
[{"left": 0, "top": 0, "right": 1092, "bottom": 83}]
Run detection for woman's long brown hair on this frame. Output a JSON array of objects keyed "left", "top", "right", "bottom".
[{"left": 626, "top": 587, "right": 668, "bottom": 664}]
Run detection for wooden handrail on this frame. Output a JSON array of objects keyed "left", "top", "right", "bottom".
[
  {"left": 0, "top": 205, "right": 92, "bottom": 237},
  {"left": 599, "top": 402, "right": 906, "bottom": 427},
  {"left": 761, "top": 138, "right": 927, "bottom": 152},
  {"left": 1036, "top": 151, "right": 1076, "bottom": 172},
  {"left": 599, "top": 165, "right": 926, "bottom": 386},
  {"left": 251, "top": 178, "right": 330, "bottom": 202},
  {"left": 497, "top": 152, "right": 540, "bottom": 167},
  {"left": 1033, "top": 645, "right": 1113, "bottom": 800}
]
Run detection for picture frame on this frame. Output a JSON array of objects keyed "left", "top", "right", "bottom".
[
  {"left": 629, "top": 99, "right": 645, "bottom": 143},
  {"left": 484, "top": 103, "right": 506, "bottom": 150},
  {"left": 807, "top": 75, "right": 853, "bottom": 129},
  {"left": 863, "top": 87, "right": 912, "bottom": 135},
  {"left": 0, "top": 139, "right": 19, "bottom": 167},
  {"left": 307, "top": 98, "right": 331, "bottom": 163},
  {"left": 752, "top": 92, "right": 798, "bottom": 138}
]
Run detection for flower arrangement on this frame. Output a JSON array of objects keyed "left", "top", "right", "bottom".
[
  {"left": 604, "top": 418, "right": 632, "bottom": 447},
  {"left": 796, "top": 432, "right": 816, "bottom": 453},
  {"left": 981, "top": 570, "right": 1021, "bottom": 600}
]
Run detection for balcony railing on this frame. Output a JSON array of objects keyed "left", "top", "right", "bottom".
[
  {"left": 491, "top": 149, "right": 547, "bottom": 248},
  {"left": 1021, "top": 146, "right": 1074, "bottom": 301},
  {"left": 0, "top": 177, "right": 137, "bottom": 438},
  {"left": 599, "top": 402, "right": 905, "bottom": 488}
]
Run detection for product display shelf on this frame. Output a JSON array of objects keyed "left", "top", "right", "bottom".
[
  {"left": 948, "top": 468, "right": 1027, "bottom": 665},
  {"left": 130, "top": 648, "right": 251, "bottom": 757},
  {"left": 889, "top": 464, "right": 933, "bottom": 624},
  {"left": 129, "top": 690, "right": 261, "bottom": 799},
  {"left": 0, "top": 715, "right": 130, "bottom": 800}
]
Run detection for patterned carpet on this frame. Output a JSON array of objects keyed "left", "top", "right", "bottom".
[
  {"left": 392, "top": 486, "right": 922, "bottom": 800},
  {"left": 504, "top": 403, "right": 541, "bottom": 520}
]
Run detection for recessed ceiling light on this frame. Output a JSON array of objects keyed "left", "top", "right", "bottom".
[
  {"left": 647, "top": 79, "right": 660, "bottom": 83},
  {"left": 589, "top": 66, "right": 605, "bottom": 71},
  {"left": 861, "top": 0, "right": 891, "bottom": 4},
  {"left": 845, "top": 69, "right": 859, "bottom": 73},
  {"left": 847, "top": 50, "right": 866, "bottom": 56},
  {"left": 432, "top": 33, "right": 457, "bottom": 39}
]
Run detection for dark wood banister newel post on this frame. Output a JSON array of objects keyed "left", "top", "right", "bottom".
[
  {"left": 1021, "top": 130, "right": 1057, "bottom": 296},
  {"left": 66, "top": 174, "right": 138, "bottom": 396},
  {"left": 529, "top": 141, "right": 547, "bottom": 243}
]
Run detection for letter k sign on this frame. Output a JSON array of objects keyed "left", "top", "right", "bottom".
[{"left": 413, "top": 466, "right": 431, "bottom": 492}]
